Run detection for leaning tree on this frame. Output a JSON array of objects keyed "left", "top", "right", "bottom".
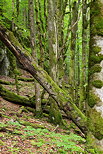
[{"left": 0, "top": 0, "right": 103, "bottom": 151}]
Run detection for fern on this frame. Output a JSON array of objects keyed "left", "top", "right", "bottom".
[{"left": 8, "top": 121, "right": 22, "bottom": 127}]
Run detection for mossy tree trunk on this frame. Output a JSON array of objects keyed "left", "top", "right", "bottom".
[
  {"left": 69, "top": 1, "right": 78, "bottom": 102},
  {"left": 0, "top": 23, "right": 87, "bottom": 133},
  {"left": 28, "top": 0, "right": 42, "bottom": 117},
  {"left": 56, "top": 0, "right": 65, "bottom": 88},
  {"left": 0, "top": 84, "right": 48, "bottom": 109},
  {"left": 47, "top": 0, "right": 63, "bottom": 125},
  {"left": 79, "top": 0, "right": 89, "bottom": 111},
  {"left": 87, "top": 0, "right": 103, "bottom": 150},
  {"left": 0, "top": 84, "right": 32, "bottom": 106},
  {"left": 0, "top": 5, "right": 10, "bottom": 76},
  {"left": 0, "top": 45, "right": 10, "bottom": 76}
]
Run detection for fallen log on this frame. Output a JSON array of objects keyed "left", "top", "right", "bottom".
[
  {"left": 0, "top": 79, "right": 15, "bottom": 85},
  {"left": 0, "top": 84, "right": 48, "bottom": 106},
  {"left": 18, "top": 77, "right": 34, "bottom": 82},
  {"left": 0, "top": 78, "right": 34, "bottom": 85},
  {"left": 0, "top": 84, "right": 33, "bottom": 106},
  {"left": 0, "top": 23, "right": 87, "bottom": 133},
  {"left": 0, "top": 84, "right": 71, "bottom": 120}
]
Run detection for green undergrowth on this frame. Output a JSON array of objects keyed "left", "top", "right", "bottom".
[
  {"left": 23, "top": 126, "right": 85, "bottom": 153},
  {"left": 0, "top": 118, "right": 86, "bottom": 153}
]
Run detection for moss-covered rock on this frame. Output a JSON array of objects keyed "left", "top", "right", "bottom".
[
  {"left": 88, "top": 92, "right": 101, "bottom": 107},
  {"left": 88, "top": 109, "right": 103, "bottom": 140},
  {"left": 92, "top": 80, "right": 103, "bottom": 88}
]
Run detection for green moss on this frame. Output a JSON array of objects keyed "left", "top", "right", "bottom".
[
  {"left": 88, "top": 93, "right": 100, "bottom": 108},
  {"left": 90, "top": 54, "right": 103, "bottom": 66},
  {"left": 94, "top": 16, "right": 103, "bottom": 36},
  {"left": 49, "top": 98, "right": 63, "bottom": 125},
  {"left": 19, "top": 120, "right": 45, "bottom": 129},
  {"left": 91, "top": 1, "right": 101, "bottom": 16},
  {"left": 35, "top": 110, "right": 43, "bottom": 119},
  {"left": 8, "top": 31, "right": 24, "bottom": 50},
  {"left": 18, "top": 77, "right": 34, "bottom": 82},
  {"left": 92, "top": 46, "right": 101, "bottom": 54},
  {"left": 92, "top": 80, "right": 103, "bottom": 88},
  {"left": 7, "top": 49, "right": 16, "bottom": 77},
  {"left": 88, "top": 109, "right": 103, "bottom": 140},
  {"left": 89, "top": 64, "right": 102, "bottom": 76},
  {"left": 0, "top": 84, "right": 31, "bottom": 105},
  {"left": 91, "top": 0, "right": 103, "bottom": 36},
  {"left": 86, "top": 132, "right": 103, "bottom": 153},
  {"left": 13, "top": 69, "right": 21, "bottom": 75},
  {"left": 8, "top": 31, "right": 31, "bottom": 58},
  {"left": 92, "top": 16, "right": 103, "bottom": 36}
]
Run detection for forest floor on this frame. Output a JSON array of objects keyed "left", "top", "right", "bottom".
[{"left": 0, "top": 72, "right": 87, "bottom": 154}]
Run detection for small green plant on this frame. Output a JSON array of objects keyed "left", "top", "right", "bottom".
[
  {"left": 22, "top": 126, "right": 85, "bottom": 153},
  {"left": 0, "top": 122, "right": 8, "bottom": 127},
  {"left": 0, "top": 140, "right": 5, "bottom": 146},
  {"left": 13, "top": 130, "right": 22, "bottom": 135},
  {"left": 0, "top": 133, "right": 4, "bottom": 137},
  {"left": 8, "top": 147, "right": 20, "bottom": 153},
  {"left": 30, "top": 140, "right": 44, "bottom": 147},
  {"left": 8, "top": 120, "right": 22, "bottom": 127}
]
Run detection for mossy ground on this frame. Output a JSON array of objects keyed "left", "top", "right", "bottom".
[{"left": 0, "top": 75, "right": 86, "bottom": 153}]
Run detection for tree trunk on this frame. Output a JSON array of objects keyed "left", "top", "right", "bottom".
[
  {"left": 28, "top": 0, "right": 42, "bottom": 117},
  {"left": 69, "top": 1, "right": 78, "bottom": 101},
  {"left": 47, "top": 0, "right": 63, "bottom": 125},
  {"left": 88, "top": 0, "right": 103, "bottom": 150},
  {"left": 79, "top": 0, "right": 89, "bottom": 111},
  {"left": 0, "top": 46, "right": 10, "bottom": 76},
  {"left": 0, "top": 24, "right": 87, "bottom": 133},
  {"left": 16, "top": 0, "right": 20, "bottom": 18}
]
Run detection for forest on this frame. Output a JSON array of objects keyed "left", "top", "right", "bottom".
[{"left": 0, "top": 0, "right": 103, "bottom": 153}]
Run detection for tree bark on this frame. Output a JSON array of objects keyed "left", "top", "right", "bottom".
[
  {"left": 28, "top": 0, "right": 42, "bottom": 117},
  {"left": 69, "top": 1, "right": 78, "bottom": 101},
  {"left": 79, "top": 0, "right": 88, "bottom": 111},
  {"left": 0, "top": 24, "right": 87, "bottom": 133},
  {"left": 47, "top": 0, "right": 63, "bottom": 125},
  {"left": 87, "top": 0, "right": 103, "bottom": 150}
]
